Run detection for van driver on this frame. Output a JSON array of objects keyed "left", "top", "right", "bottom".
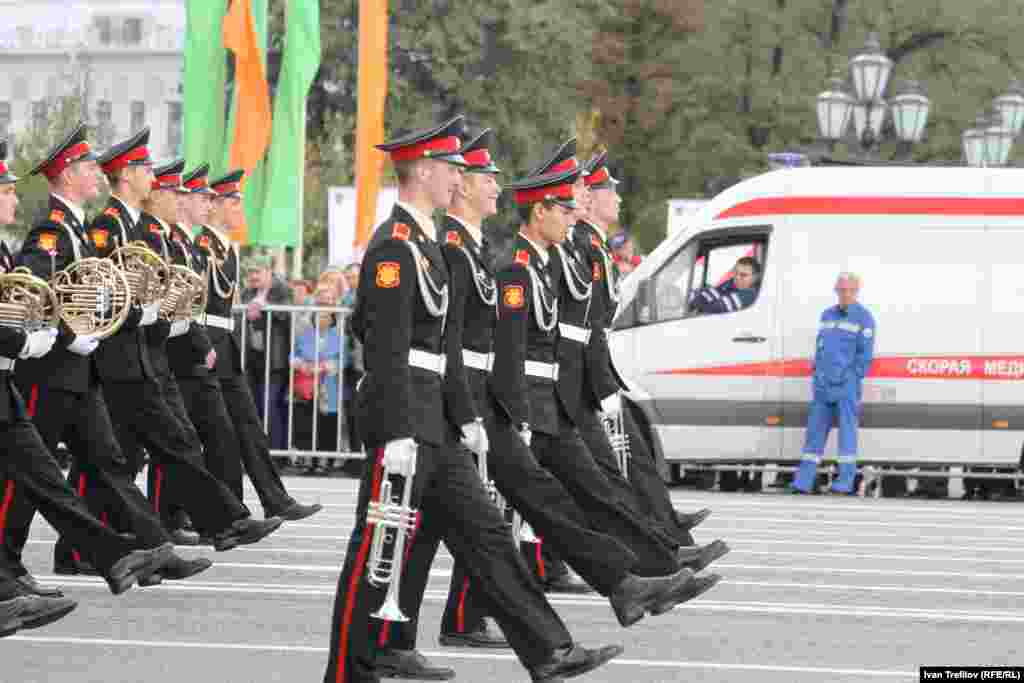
[{"left": 691, "top": 256, "right": 761, "bottom": 315}]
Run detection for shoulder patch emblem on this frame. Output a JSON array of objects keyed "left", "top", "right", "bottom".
[
  {"left": 445, "top": 230, "right": 462, "bottom": 246},
  {"left": 392, "top": 223, "right": 411, "bottom": 241},
  {"left": 91, "top": 229, "right": 109, "bottom": 249},
  {"left": 863, "top": 328, "right": 873, "bottom": 338},
  {"left": 149, "top": 224, "right": 163, "bottom": 235},
  {"left": 514, "top": 249, "right": 530, "bottom": 267},
  {"left": 590, "top": 235, "right": 601, "bottom": 249},
  {"left": 49, "top": 209, "right": 65, "bottom": 223},
  {"left": 198, "top": 235, "right": 211, "bottom": 249},
  {"left": 104, "top": 207, "right": 120, "bottom": 218},
  {"left": 375, "top": 261, "right": 401, "bottom": 288},
  {"left": 39, "top": 232, "right": 58, "bottom": 252},
  {"left": 592, "top": 262, "right": 601, "bottom": 282},
  {"left": 502, "top": 284, "right": 525, "bottom": 309}
]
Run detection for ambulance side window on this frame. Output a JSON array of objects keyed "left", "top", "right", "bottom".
[{"left": 643, "top": 241, "right": 698, "bottom": 324}]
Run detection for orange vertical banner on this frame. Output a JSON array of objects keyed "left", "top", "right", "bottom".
[
  {"left": 223, "top": 0, "right": 273, "bottom": 244},
  {"left": 354, "top": 0, "right": 388, "bottom": 249}
]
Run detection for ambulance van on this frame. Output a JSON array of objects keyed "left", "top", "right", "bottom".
[{"left": 609, "top": 166, "right": 1024, "bottom": 470}]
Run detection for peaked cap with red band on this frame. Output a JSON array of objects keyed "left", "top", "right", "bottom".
[
  {"left": 210, "top": 169, "right": 245, "bottom": 199},
  {"left": 506, "top": 166, "right": 581, "bottom": 209},
  {"left": 152, "top": 158, "right": 185, "bottom": 191},
  {"left": 182, "top": 163, "right": 217, "bottom": 195},
  {"left": 584, "top": 151, "right": 620, "bottom": 190},
  {"left": 528, "top": 137, "right": 589, "bottom": 178},
  {"left": 460, "top": 128, "right": 501, "bottom": 174},
  {"left": 0, "top": 140, "right": 18, "bottom": 185},
  {"left": 376, "top": 115, "right": 467, "bottom": 165},
  {"left": 98, "top": 127, "right": 152, "bottom": 175},
  {"left": 29, "top": 121, "right": 98, "bottom": 180}
]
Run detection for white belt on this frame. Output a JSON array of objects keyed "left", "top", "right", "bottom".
[
  {"left": 559, "top": 323, "right": 591, "bottom": 344},
  {"left": 0, "top": 357, "right": 13, "bottom": 371},
  {"left": 205, "top": 314, "right": 235, "bottom": 332},
  {"left": 462, "top": 349, "right": 493, "bottom": 372},
  {"left": 409, "top": 348, "right": 446, "bottom": 375},
  {"left": 524, "top": 360, "right": 559, "bottom": 381}
]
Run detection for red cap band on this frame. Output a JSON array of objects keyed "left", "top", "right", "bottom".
[
  {"left": 463, "top": 148, "right": 493, "bottom": 167},
  {"left": 514, "top": 182, "right": 574, "bottom": 205},
  {"left": 0, "top": 161, "right": 8, "bottom": 176},
  {"left": 184, "top": 176, "right": 208, "bottom": 190},
  {"left": 152, "top": 174, "right": 182, "bottom": 190},
  {"left": 213, "top": 181, "right": 241, "bottom": 195},
  {"left": 42, "top": 141, "right": 91, "bottom": 179},
  {"left": 585, "top": 166, "right": 609, "bottom": 187},
  {"left": 101, "top": 146, "right": 150, "bottom": 174},
  {"left": 389, "top": 136, "right": 461, "bottom": 162},
  {"left": 547, "top": 157, "right": 578, "bottom": 175}
]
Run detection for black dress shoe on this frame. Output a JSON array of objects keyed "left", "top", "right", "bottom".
[
  {"left": 677, "top": 539, "right": 731, "bottom": 572},
  {"left": 53, "top": 559, "right": 99, "bottom": 576},
  {"left": 609, "top": 568, "right": 694, "bottom": 627},
  {"left": 169, "top": 529, "right": 201, "bottom": 546},
  {"left": 158, "top": 555, "right": 213, "bottom": 581},
  {"left": 15, "top": 573, "right": 64, "bottom": 598},
  {"left": 675, "top": 507, "right": 711, "bottom": 531},
  {"left": 439, "top": 622, "right": 510, "bottom": 649},
  {"left": 374, "top": 648, "right": 455, "bottom": 680},
  {"left": 529, "top": 643, "right": 624, "bottom": 682},
  {"left": 213, "top": 516, "right": 283, "bottom": 551},
  {"left": 275, "top": 501, "right": 323, "bottom": 522},
  {"left": 106, "top": 543, "right": 175, "bottom": 595},
  {"left": 0, "top": 595, "right": 78, "bottom": 636},
  {"left": 649, "top": 572, "right": 721, "bottom": 616},
  {"left": 544, "top": 572, "right": 593, "bottom": 594}
]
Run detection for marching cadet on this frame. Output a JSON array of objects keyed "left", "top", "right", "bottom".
[
  {"left": 323, "top": 116, "right": 623, "bottom": 683},
  {"left": 574, "top": 150, "right": 713, "bottom": 545},
  {"left": 0, "top": 128, "right": 176, "bottom": 594},
  {"left": 195, "top": 171, "right": 322, "bottom": 522}
]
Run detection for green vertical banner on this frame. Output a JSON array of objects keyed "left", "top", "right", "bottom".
[
  {"left": 254, "top": 0, "right": 321, "bottom": 247},
  {"left": 183, "top": 0, "right": 229, "bottom": 175}
]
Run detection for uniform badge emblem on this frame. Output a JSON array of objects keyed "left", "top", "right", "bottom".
[
  {"left": 590, "top": 236, "right": 601, "bottom": 249},
  {"left": 863, "top": 328, "right": 873, "bottom": 338},
  {"left": 198, "top": 235, "right": 211, "bottom": 249},
  {"left": 392, "top": 223, "right": 411, "bottom": 241},
  {"left": 149, "top": 224, "right": 163, "bottom": 235},
  {"left": 92, "top": 229, "right": 109, "bottom": 249},
  {"left": 39, "top": 232, "right": 58, "bottom": 252},
  {"left": 514, "top": 250, "right": 530, "bottom": 267},
  {"left": 446, "top": 231, "right": 462, "bottom": 246},
  {"left": 376, "top": 261, "right": 401, "bottom": 288},
  {"left": 592, "top": 262, "right": 601, "bottom": 282},
  {"left": 503, "top": 285, "right": 525, "bottom": 309},
  {"left": 49, "top": 210, "right": 65, "bottom": 223},
  {"left": 104, "top": 207, "right": 120, "bottom": 218}
]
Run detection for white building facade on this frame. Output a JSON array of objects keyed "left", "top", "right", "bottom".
[{"left": 0, "top": 0, "right": 185, "bottom": 157}]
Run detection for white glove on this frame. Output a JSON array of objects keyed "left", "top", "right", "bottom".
[
  {"left": 460, "top": 420, "right": 489, "bottom": 457},
  {"left": 168, "top": 320, "right": 190, "bottom": 338},
  {"left": 67, "top": 334, "right": 99, "bottom": 356},
  {"left": 382, "top": 438, "right": 417, "bottom": 478},
  {"left": 19, "top": 329, "right": 57, "bottom": 359},
  {"left": 600, "top": 392, "right": 622, "bottom": 418},
  {"left": 519, "top": 427, "right": 532, "bottom": 447},
  {"left": 140, "top": 302, "right": 161, "bottom": 327}
]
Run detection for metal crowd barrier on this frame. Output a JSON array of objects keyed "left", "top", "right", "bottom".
[{"left": 232, "top": 302, "right": 365, "bottom": 468}]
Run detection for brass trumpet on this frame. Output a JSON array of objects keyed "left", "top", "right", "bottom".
[
  {"left": 50, "top": 258, "right": 132, "bottom": 339},
  {"left": 365, "top": 452, "right": 419, "bottom": 622},
  {"left": 0, "top": 267, "right": 60, "bottom": 332},
  {"left": 109, "top": 241, "right": 170, "bottom": 307}
]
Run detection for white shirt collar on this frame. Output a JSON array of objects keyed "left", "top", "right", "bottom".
[
  {"left": 396, "top": 201, "right": 437, "bottom": 241},
  {"left": 52, "top": 194, "right": 85, "bottom": 225},
  {"left": 520, "top": 233, "right": 550, "bottom": 266},
  {"left": 445, "top": 213, "right": 482, "bottom": 246},
  {"left": 110, "top": 195, "right": 141, "bottom": 226}
]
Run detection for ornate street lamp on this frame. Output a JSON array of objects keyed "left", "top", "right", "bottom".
[
  {"left": 849, "top": 33, "right": 893, "bottom": 102},
  {"left": 889, "top": 79, "right": 931, "bottom": 143},
  {"left": 816, "top": 74, "right": 855, "bottom": 141},
  {"left": 983, "top": 107, "right": 1015, "bottom": 167},
  {"left": 993, "top": 80, "right": 1024, "bottom": 138},
  {"left": 962, "top": 113, "right": 991, "bottom": 167}
]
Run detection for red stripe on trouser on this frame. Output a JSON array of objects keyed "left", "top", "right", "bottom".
[
  {"left": 377, "top": 510, "right": 422, "bottom": 648},
  {"left": 0, "top": 479, "right": 16, "bottom": 544},
  {"left": 72, "top": 474, "right": 86, "bottom": 563},
  {"left": 335, "top": 449, "right": 386, "bottom": 683},
  {"left": 456, "top": 577, "right": 471, "bottom": 633},
  {"left": 26, "top": 385, "right": 38, "bottom": 418},
  {"left": 535, "top": 541, "right": 545, "bottom": 581},
  {"left": 153, "top": 465, "right": 163, "bottom": 514}
]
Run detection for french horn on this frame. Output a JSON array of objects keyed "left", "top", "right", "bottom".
[
  {"left": 109, "top": 241, "right": 171, "bottom": 307},
  {"left": 161, "top": 264, "right": 208, "bottom": 322},
  {"left": 0, "top": 267, "right": 60, "bottom": 332},
  {"left": 50, "top": 257, "right": 132, "bottom": 339}
]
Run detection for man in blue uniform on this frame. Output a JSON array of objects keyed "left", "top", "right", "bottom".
[
  {"left": 791, "top": 272, "right": 876, "bottom": 494},
  {"left": 690, "top": 256, "right": 761, "bottom": 315}
]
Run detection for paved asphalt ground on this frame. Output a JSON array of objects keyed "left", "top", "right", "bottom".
[{"left": 3, "top": 476, "right": 1024, "bottom": 682}]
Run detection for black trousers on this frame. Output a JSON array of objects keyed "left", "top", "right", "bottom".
[
  {"left": 100, "top": 378, "right": 248, "bottom": 536},
  {"left": 322, "top": 443, "right": 572, "bottom": 683},
  {"left": 218, "top": 373, "right": 294, "bottom": 516},
  {"left": 176, "top": 374, "right": 245, "bottom": 500},
  {"left": 577, "top": 406, "right": 695, "bottom": 547},
  {"left": 0, "top": 382, "right": 170, "bottom": 573},
  {"left": 0, "top": 419, "right": 142, "bottom": 577}
]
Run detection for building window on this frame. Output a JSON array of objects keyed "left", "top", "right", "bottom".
[
  {"left": 96, "top": 100, "right": 113, "bottom": 146},
  {"left": 31, "top": 101, "right": 47, "bottom": 132},
  {"left": 123, "top": 18, "right": 143, "bottom": 45},
  {"left": 167, "top": 101, "right": 182, "bottom": 153},
  {"left": 94, "top": 17, "right": 112, "bottom": 45},
  {"left": 130, "top": 101, "right": 146, "bottom": 134}
]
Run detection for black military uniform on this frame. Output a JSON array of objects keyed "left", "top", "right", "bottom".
[
  {"left": 323, "top": 118, "right": 621, "bottom": 683},
  {"left": 574, "top": 151, "right": 712, "bottom": 546},
  {"left": 195, "top": 171, "right": 319, "bottom": 521},
  {"left": 0, "top": 127, "right": 174, "bottom": 592}
]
